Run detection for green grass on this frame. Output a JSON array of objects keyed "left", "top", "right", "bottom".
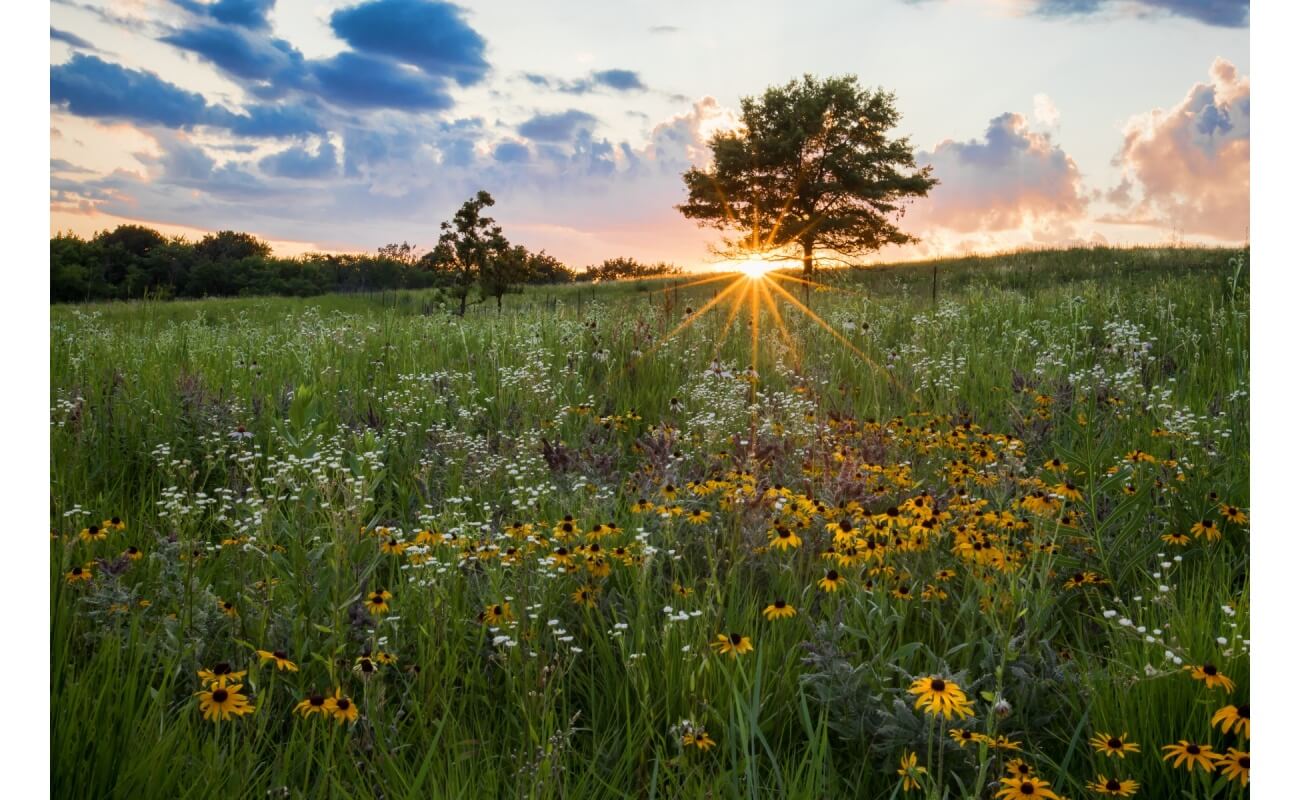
[{"left": 51, "top": 245, "right": 1249, "bottom": 799}]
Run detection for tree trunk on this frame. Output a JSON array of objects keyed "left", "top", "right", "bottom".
[
  {"left": 801, "top": 241, "right": 813, "bottom": 277},
  {"left": 458, "top": 291, "right": 467, "bottom": 317}
]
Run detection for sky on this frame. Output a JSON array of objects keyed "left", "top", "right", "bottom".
[{"left": 49, "top": 0, "right": 1250, "bottom": 269}]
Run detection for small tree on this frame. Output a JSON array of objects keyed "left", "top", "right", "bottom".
[
  {"left": 434, "top": 190, "right": 506, "bottom": 316},
  {"left": 481, "top": 243, "right": 528, "bottom": 311},
  {"left": 678, "top": 74, "right": 936, "bottom": 275}
]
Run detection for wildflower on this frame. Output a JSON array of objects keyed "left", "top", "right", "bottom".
[
  {"left": 373, "top": 650, "right": 398, "bottom": 666},
  {"left": 1210, "top": 703, "right": 1249, "bottom": 738},
  {"left": 102, "top": 517, "right": 126, "bottom": 531},
  {"left": 682, "top": 729, "right": 716, "bottom": 751},
  {"left": 908, "top": 675, "right": 975, "bottom": 719},
  {"left": 295, "top": 692, "right": 330, "bottom": 718},
  {"left": 379, "top": 537, "right": 407, "bottom": 555},
  {"left": 1161, "top": 741, "right": 1219, "bottom": 773},
  {"left": 1219, "top": 504, "right": 1248, "bottom": 524},
  {"left": 256, "top": 650, "right": 299, "bottom": 672},
  {"left": 762, "top": 600, "right": 797, "bottom": 621},
  {"left": 196, "top": 683, "right": 254, "bottom": 722},
  {"left": 897, "top": 751, "right": 927, "bottom": 792},
  {"left": 990, "top": 736, "right": 1022, "bottom": 751},
  {"left": 1190, "top": 519, "right": 1221, "bottom": 541},
  {"left": 948, "top": 728, "right": 980, "bottom": 747},
  {"left": 122, "top": 546, "right": 142, "bottom": 561},
  {"left": 710, "top": 633, "right": 753, "bottom": 657},
  {"left": 365, "top": 589, "right": 392, "bottom": 615},
  {"left": 1216, "top": 748, "right": 1249, "bottom": 787},
  {"left": 354, "top": 655, "right": 378, "bottom": 678},
  {"left": 325, "top": 689, "right": 358, "bottom": 724},
  {"left": 480, "top": 602, "right": 514, "bottom": 624},
  {"left": 198, "top": 662, "right": 247, "bottom": 688},
  {"left": 686, "top": 509, "right": 711, "bottom": 525},
  {"left": 769, "top": 525, "right": 802, "bottom": 550},
  {"left": 217, "top": 599, "right": 238, "bottom": 618},
  {"left": 1005, "top": 759, "right": 1035, "bottom": 779},
  {"left": 1086, "top": 775, "right": 1139, "bottom": 796},
  {"left": 994, "top": 776, "right": 1060, "bottom": 800},
  {"left": 818, "top": 569, "right": 846, "bottom": 592},
  {"left": 571, "top": 585, "right": 599, "bottom": 608},
  {"left": 1090, "top": 732, "right": 1140, "bottom": 758},
  {"left": 1186, "top": 663, "right": 1235, "bottom": 691},
  {"left": 79, "top": 525, "right": 108, "bottom": 543},
  {"left": 1161, "top": 531, "right": 1191, "bottom": 545},
  {"left": 65, "top": 564, "right": 93, "bottom": 584}
]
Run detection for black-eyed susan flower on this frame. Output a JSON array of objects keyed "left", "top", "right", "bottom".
[
  {"left": 818, "top": 570, "right": 846, "bottom": 593},
  {"left": 681, "top": 729, "right": 716, "bottom": 751},
  {"left": 1186, "top": 663, "right": 1235, "bottom": 691},
  {"left": 326, "top": 689, "right": 358, "bottom": 724},
  {"left": 1005, "top": 759, "right": 1035, "bottom": 779},
  {"left": 79, "top": 525, "right": 108, "bottom": 543},
  {"left": 762, "top": 600, "right": 797, "bottom": 621},
  {"left": 65, "top": 564, "right": 93, "bottom": 584},
  {"left": 365, "top": 589, "right": 392, "bottom": 615},
  {"left": 908, "top": 675, "right": 974, "bottom": 719},
  {"left": 1219, "top": 504, "right": 1248, "bottom": 524},
  {"left": 256, "top": 649, "right": 299, "bottom": 672},
  {"left": 1216, "top": 748, "right": 1249, "bottom": 787},
  {"left": 196, "top": 683, "right": 254, "bottom": 722},
  {"left": 769, "top": 525, "right": 802, "bottom": 550},
  {"left": 571, "top": 585, "right": 599, "bottom": 608},
  {"left": 994, "top": 776, "right": 1060, "bottom": 800},
  {"left": 102, "top": 516, "right": 126, "bottom": 532},
  {"left": 354, "top": 655, "right": 378, "bottom": 678},
  {"left": 198, "top": 662, "right": 247, "bottom": 688},
  {"left": 379, "top": 536, "right": 407, "bottom": 555},
  {"left": 1211, "top": 703, "right": 1249, "bottom": 738},
  {"left": 1161, "top": 741, "right": 1219, "bottom": 773},
  {"left": 1086, "top": 775, "right": 1139, "bottom": 796},
  {"left": 1161, "top": 531, "right": 1192, "bottom": 545},
  {"left": 295, "top": 692, "right": 329, "bottom": 718},
  {"left": 217, "top": 599, "right": 238, "bottom": 618},
  {"left": 686, "top": 509, "right": 711, "bottom": 525},
  {"left": 122, "top": 546, "right": 142, "bottom": 561},
  {"left": 948, "top": 728, "right": 981, "bottom": 748},
  {"left": 710, "top": 633, "right": 753, "bottom": 657},
  {"left": 373, "top": 650, "right": 398, "bottom": 666},
  {"left": 480, "top": 602, "right": 513, "bottom": 624},
  {"left": 897, "top": 751, "right": 927, "bottom": 792},
  {"left": 1190, "top": 519, "right": 1221, "bottom": 541},
  {"left": 1090, "top": 732, "right": 1140, "bottom": 758},
  {"left": 990, "top": 736, "right": 1022, "bottom": 751}
]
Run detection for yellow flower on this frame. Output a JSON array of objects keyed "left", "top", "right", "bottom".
[
  {"left": 682, "top": 729, "right": 716, "bottom": 751},
  {"left": 768, "top": 525, "right": 802, "bottom": 550},
  {"left": 994, "top": 776, "right": 1060, "bottom": 800},
  {"left": 762, "top": 600, "right": 797, "bottom": 621},
  {"left": 1210, "top": 703, "right": 1249, "bottom": 738},
  {"left": 1216, "top": 748, "right": 1249, "bottom": 787},
  {"left": 102, "top": 517, "right": 126, "bottom": 531},
  {"left": 1086, "top": 775, "right": 1139, "bottom": 796},
  {"left": 365, "top": 589, "right": 392, "bottom": 615},
  {"left": 1186, "top": 663, "right": 1235, "bottom": 691},
  {"left": 686, "top": 509, "right": 711, "bottom": 525},
  {"left": 1089, "top": 732, "right": 1140, "bottom": 758},
  {"left": 65, "top": 563, "right": 93, "bottom": 584},
  {"left": 217, "top": 599, "right": 238, "bottom": 618},
  {"left": 571, "top": 585, "right": 599, "bottom": 608},
  {"left": 710, "top": 632, "right": 753, "bottom": 657},
  {"left": 480, "top": 602, "right": 513, "bottom": 624},
  {"left": 196, "top": 683, "right": 254, "bottom": 722},
  {"left": 908, "top": 675, "right": 974, "bottom": 719},
  {"left": 295, "top": 692, "right": 330, "bottom": 718},
  {"left": 1161, "top": 740, "right": 1219, "bottom": 773},
  {"left": 897, "top": 751, "right": 927, "bottom": 792},
  {"left": 818, "top": 570, "right": 846, "bottom": 593},
  {"left": 79, "top": 525, "right": 108, "bottom": 543},
  {"left": 325, "top": 689, "right": 358, "bottom": 724},
  {"left": 198, "top": 663, "right": 247, "bottom": 688},
  {"left": 256, "top": 649, "right": 299, "bottom": 672}
]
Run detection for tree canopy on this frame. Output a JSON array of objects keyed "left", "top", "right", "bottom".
[{"left": 678, "top": 74, "right": 937, "bottom": 275}]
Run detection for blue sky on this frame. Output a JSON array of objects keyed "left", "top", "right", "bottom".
[{"left": 50, "top": 0, "right": 1250, "bottom": 267}]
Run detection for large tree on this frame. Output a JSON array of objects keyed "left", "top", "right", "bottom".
[{"left": 678, "top": 74, "right": 936, "bottom": 276}]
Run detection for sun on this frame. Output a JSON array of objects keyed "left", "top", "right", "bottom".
[{"left": 735, "top": 258, "right": 774, "bottom": 279}]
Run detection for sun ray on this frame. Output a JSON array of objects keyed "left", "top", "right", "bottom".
[
  {"left": 755, "top": 276, "right": 800, "bottom": 370},
  {"left": 764, "top": 277, "right": 913, "bottom": 398},
  {"left": 647, "top": 272, "right": 737, "bottom": 296},
  {"left": 749, "top": 279, "right": 760, "bottom": 373},
  {"left": 711, "top": 278, "right": 751, "bottom": 362}
]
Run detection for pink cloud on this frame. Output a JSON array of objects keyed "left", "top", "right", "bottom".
[{"left": 1107, "top": 57, "right": 1248, "bottom": 241}]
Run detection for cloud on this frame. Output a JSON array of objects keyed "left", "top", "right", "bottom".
[
  {"left": 1028, "top": 0, "right": 1248, "bottom": 27},
  {"left": 50, "top": 26, "right": 98, "bottom": 51},
  {"left": 1106, "top": 57, "right": 1248, "bottom": 239},
  {"left": 51, "top": 54, "right": 214, "bottom": 129},
  {"left": 205, "top": 0, "right": 275, "bottom": 29},
  {"left": 328, "top": 0, "right": 489, "bottom": 86},
  {"left": 648, "top": 25, "right": 680, "bottom": 34},
  {"left": 50, "top": 54, "right": 323, "bottom": 136},
  {"left": 259, "top": 141, "right": 339, "bottom": 180},
  {"left": 521, "top": 69, "right": 649, "bottom": 95},
  {"left": 162, "top": 23, "right": 305, "bottom": 88},
  {"left": 518, "top": 109, "right": 597, "bottom": 142},
  {"left": 912, "top": 112, "right": 1087, "bottom": 233},
  {"left": 492, "top": 141, "right": 530, "bottom": 163},
  {"left": 1032, "top": 93, "right": 1059, "bottom": 128},
  {"left": 308, "top": 52, "right": 455, "bottom": 111},
  {"left": 591, "top": 69, "right": 646, "bottom": 92}
]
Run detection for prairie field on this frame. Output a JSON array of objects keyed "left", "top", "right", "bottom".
[{"left": 51, "top": 247, "right": 1250, "bottom": 799}]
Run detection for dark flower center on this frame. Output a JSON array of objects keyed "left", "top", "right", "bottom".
[
  {"left": 1238, "top": 756, "right": 1249, "bottom": 768},
  {"left": 212, "top": 689, "right": 229, "bottom": 702},
  {"left": 336, "top": 698, "right": 350, "bottom": 710},
  {"left": 360, "top": 659, "right": 373, "bottom": 672},
  {"left": 1202, "top": 664, "right": 1218, "bottom": 676},
  {"left": 930, "top": 678, "right": 946, "bottom": 692},
  {"left": 111, "top": 517, "right": 122, "bottom": 525},
  {"left": 89, "top": 526, "right": 100, "bottom": 535},
  {"left": 273, "top": 650, "right": 287, "bottom": 660},
  {"left": 1108, "top": 737, "right": 1122, "bottom": 749},
  {"left": 214, "top": 663, "right": 232, "bottom": 674},
  {"left": 1106, "top": 780, "right": 1121, "bottom": 791},
  {"left": 309, "top": 695, "right": 324, "bottom": 706},
  {"left": 774, "top": 600, "right": 786, "bottom": 609},
  {"left": 729, "top": 633, "right": 742, "bottom": 645},
  {"left": 1019, "top": 783, "right": 1034, "bottom": 795},
  {"left": 1186, "top": 744, "right": 1201, "bottom": 755},
  {"left": 1238, "top": 704, "right": 1249, "bottom": 718},
  {"left": 493, "top": 605, "right": 503, "bottom": 615},
  {"left": 71, "top": 567, "right": 82, "bottom": 575},
  {"left": 826, "top": 570, "right": 839, "bottom": 581}
]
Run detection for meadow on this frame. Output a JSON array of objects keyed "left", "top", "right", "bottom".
[{"left": 51, "top": 246, "right": 1250, "bottom": 799}]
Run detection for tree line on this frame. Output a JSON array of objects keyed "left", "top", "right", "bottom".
[{"left": 50, "top": 191, "right": 682, "bottom": 308}]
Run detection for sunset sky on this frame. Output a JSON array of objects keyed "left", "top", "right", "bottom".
[{"left": 50, "top": 0, "right": 1250, "bottom": 269}]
